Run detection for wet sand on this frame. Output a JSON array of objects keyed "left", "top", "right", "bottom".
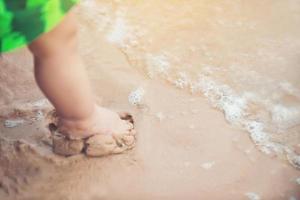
[
  {"left": 1, "top": 0, "right": 300, "bottom": 199},
  {"left": 1, "top": 44, "right": 299, "bottom": 200}
]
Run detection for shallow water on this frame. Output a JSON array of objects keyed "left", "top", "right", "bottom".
[
  {"left": 0, "top": 1, "right": 300, "bottom": 198},
  {"left": 79, "top": 0, "right": 300, "bottom": 166}
]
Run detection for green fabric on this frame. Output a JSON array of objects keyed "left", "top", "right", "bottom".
[{"left": 0, "top": 0, "right": 79, "bottom": 53}]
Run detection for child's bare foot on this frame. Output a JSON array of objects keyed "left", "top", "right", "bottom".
[
  {"left": 47, "top": 106, "right": 136, "bottom": 157},
  {"left": 57, "top": 106, "right": 134, "bottom": 139}
]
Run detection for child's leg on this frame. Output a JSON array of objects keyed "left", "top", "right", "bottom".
[
  {"left": 29, "top": 12, "right": 94, "bottom": 122},
  {"left": 28, "top": 12, "right": 132, "bottom": 139}
]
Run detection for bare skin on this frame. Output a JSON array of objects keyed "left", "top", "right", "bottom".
[{"left": 28, "top": 11, "right": 132, "bottom": 139}]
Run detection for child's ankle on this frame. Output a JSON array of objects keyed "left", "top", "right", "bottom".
[{"left": 56, "top": 106, "right": 97, "bottom": 138}]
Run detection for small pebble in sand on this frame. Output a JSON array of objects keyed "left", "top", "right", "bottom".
[
  {"left": 245, "top": 192, "right": 260, "bottom": 200},
  {"left": 128, "top": 87, "right": 145, "bottom": 105},
  {"left": 4, "top": 119, "right": 25, "bottom": 128},
  {"left": 201, "top": 161, "right": 215, "bottom": 170},
  {"left": 155, "top": 112, "right": 165, "bottom": 121},
  {"left": 295, "top": 177, "right": 300, "bottom": 185}
]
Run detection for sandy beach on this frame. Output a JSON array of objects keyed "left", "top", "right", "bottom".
[{"left": 1, "top": 0, "right": 300, "bottom": 199}]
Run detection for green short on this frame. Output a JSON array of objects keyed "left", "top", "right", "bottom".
[{"left": 0, "top": 0, "right": 79, "bottom": 53}]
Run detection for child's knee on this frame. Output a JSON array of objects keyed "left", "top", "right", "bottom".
[{"left": 28, "top": 13, "right": 78, "bottom": 58}]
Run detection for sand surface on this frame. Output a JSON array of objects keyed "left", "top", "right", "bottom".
[{"left": 1, "top": 0, "right": 300, "bottom": 199}]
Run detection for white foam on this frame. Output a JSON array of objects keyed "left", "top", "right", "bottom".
[
  {"left": 81, "top": 0, "right": 111, "bottom": 32},
  {"left": 189, "top": 74, "right": 295, "bottom": 158},
  {"left": 98, "top": 2, "right": 300, "bottom": 168},
  {"left": 4, "top": 119, "right": 25, "bottom": 128},
  {"left": 201, "top": 161, "right": 215, "bottom": 170},
  {"left": 30, "top": 99, "right": 50, "bottom": 108},
  {"left": 220, "top": 95, "right": 247, "bottom": 122},
  {"left": 12, "top": 99, "right": 51, "bottom": 112},
  {"left": 128, "top": 87, "right": 145, "bottom": 105},
  {"left": 296, "top": 177, "right": 300, "bottom": 185},
  {"left": 287, "top": 153, "right": 300, "bottom": 168},
  {"left": 173, "top": 72, "right": 190, "bottom": 89},
  {"left": 107, "top": 17, "right": 128, "bottom": 44},
  {"left": 191, "top": 75, "right": 247, "bottom": 123},
  {"left": 245, "top": 192, "right": 261, "bottom": 200},
  {"left": 146, "top": 54, "right": 171, "bottom": 78},
  {"left": 279, "top": 81, "right": 300, "bottom": 99},
  {"left": 245, "top": 121, "right": 269, "bottom": 144},
  {"left": 271, "top": 104, "right": 300, "bottom": 129},
  {"left": 289, "top": 196, "right": 297, "bottom": 200}
]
